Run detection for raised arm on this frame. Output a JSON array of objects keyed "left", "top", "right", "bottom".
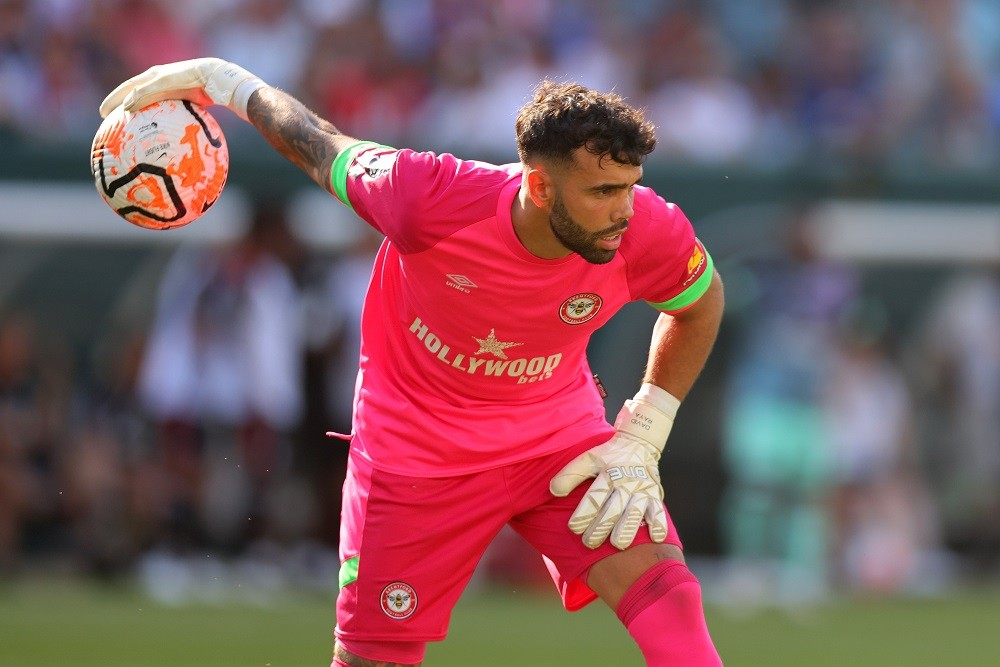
[
  {"left": 245, "top": 87, "right": 359, "bottom": 194},
  {"left": 99, "top": 57, "right": 360, "bottom": 194}
]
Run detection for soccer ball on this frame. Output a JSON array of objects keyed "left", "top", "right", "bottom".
[{"left": 91, "top": 99, "right": 229, "bottom": 230}]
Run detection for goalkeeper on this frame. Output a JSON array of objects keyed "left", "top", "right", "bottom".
[{"left": 100, "top": 59, "right": 725, "bottom": 666}]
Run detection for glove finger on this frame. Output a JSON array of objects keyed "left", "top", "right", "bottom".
[
  {"left": 549, "top": 453, "right": 599, "bottom": 497},
  {"left": 100, "top": 69, "right": 157, "bottom": 118},
  {"left": 581, "top": 488, "right": 626, "bottom": 548},
  {"left": 609, "top": 497, "right": 645, "bottom": 550},
  {"left": 124, "top": 86, "right": 213, "bottom": 113},
  {"left": 645, "top": 501, "right": 668, "bottom": 543},
  {"left": 566, "top": 475, "right": 610, "bottom": 534}
]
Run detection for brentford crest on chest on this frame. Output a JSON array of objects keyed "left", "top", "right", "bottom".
[{"left": 559, "top": 293, "right": 603, "bottom": 325}]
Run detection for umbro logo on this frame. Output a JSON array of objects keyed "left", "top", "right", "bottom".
[{"left": 445, "top": 274, "right": 477, "bottom": 293}]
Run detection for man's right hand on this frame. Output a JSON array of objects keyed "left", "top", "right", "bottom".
[{"left": 99, "top": 58, "right": 267, "bottom": 121}]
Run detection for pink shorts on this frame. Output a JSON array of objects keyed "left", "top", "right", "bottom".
[{"left": 334, "top": 434, "right": 682, "bottom": 647}]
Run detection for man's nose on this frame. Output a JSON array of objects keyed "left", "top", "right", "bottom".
[{"left": 614, "top": 194, "right": 634, "bottom": 223}]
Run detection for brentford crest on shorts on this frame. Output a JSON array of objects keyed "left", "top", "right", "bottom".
[
  {"left": 559, "top": 293, "right": 602, "bottom": 325},
  {"left": 381, "top": 582, "right": 417, "bottom": 619}
]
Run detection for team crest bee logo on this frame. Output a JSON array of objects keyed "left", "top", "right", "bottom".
[
  {"left": 559, "top": 293, "right": 603, "bottom": 325},
  {"left": 380, "top": 582, "right": 417, "bottom": 619}
]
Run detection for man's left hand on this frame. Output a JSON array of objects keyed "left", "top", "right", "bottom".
[{"left": 549, "top": 384, "right": 679, "bottom": 550}]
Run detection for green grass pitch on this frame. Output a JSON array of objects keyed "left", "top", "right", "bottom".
[{"left": 1, "top": 576, "right": 998, "bottom": 666}]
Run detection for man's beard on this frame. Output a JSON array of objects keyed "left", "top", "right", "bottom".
[{"left": 549, "top": 196, "right": 627, "bottom": 265}]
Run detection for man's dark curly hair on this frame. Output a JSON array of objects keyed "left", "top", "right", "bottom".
[{"left": 515, "top": 80, "right": 656, "bottom": 167}]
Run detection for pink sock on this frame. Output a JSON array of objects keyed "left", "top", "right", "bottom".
[{"left": 616, "top": 560, "right": 722, "bottom": 666}]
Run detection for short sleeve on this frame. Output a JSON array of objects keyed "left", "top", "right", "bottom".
[
  {"left": 646, "top": 239, "right": 714, "bottom": 313},
  {"left": 329, "top": 142, "right": 514, "bottom": 254},
  {"left": 622, "top": 189, "right": 714, "bottom": 314}
]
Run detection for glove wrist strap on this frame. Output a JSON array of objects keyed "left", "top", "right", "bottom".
[
  {"left": 634, "top": 382, "right": 680, "bottom": 419},
  {"left": 230, "top": 77, "right": 268, "bottom": 121},
  {"left": 206, "top": 61, "right": 267, "bottom": 121},
  {"left": 613, "top": 384, "right": 680, "bottom": 455}
]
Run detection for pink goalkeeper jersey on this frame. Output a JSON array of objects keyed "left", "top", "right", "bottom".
[{"left": 330, "top": 142, "right": 714, "bottom": 477}]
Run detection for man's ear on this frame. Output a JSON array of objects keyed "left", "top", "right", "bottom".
[{"left": 525, "top": 167, "right": 554, "bottom": 209}]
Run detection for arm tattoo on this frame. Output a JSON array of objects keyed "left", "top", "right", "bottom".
[{"left": 247, "top": 87, "right": 357, "bottom": 194}]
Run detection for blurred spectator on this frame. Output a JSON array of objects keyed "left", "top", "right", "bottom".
[
  {"left": 546, "top": 1, "right": 642, "bottom": 98},
  {"left": 743, "top": 59, "right": 806, "bottom": 169},
  {"left": 0, "top": 0, "right": 38, "bottom": 137},
  {"left": 907, "top": 267, "right": 1000, "bottom": 576},
  {"left": 788, "top": 4, "right": 880, "bottom": 163},
  {"left": 0, "top": 312, "right": 77, "bottom": 571},
  {"left": 0, "top": 312, "right": 36, "bottom": 574},
  {"left": 100, "top": 0, "right": 205, "bottom": 75},
  {"left": 10, "top": 22, "right": 103, "bottom": 140},
  {"left": 640, "top": 6, "right": 760, "bottom": 164},
  {"left": 57, "top": 326, "right": 151, "bottom": 576},
  {"left": 871, "top": 0, "right": 999, "bottom": 168},
  {"left": 296, "top": 226, "right": 382, "bottom": 549},
  {"left": 136, "top": 200, "right": 306, "bottom": 555},
  {"left": 719, "top": 207, "right": 859, "bottom": 607},
  {"left": 824, "top": 301, "right": 942, "bottom": 594},
  {"left": 203, "top": 0, "right": 312, "bottom": 96},
  {"left": 299, "top": 5, "right": 427, "bottom": 149},
  {"left": 311, "top": 229, "right": 382, "bottom": 439},
  {"left": 409, "top": 17, "right": 493, "bottom": 155}
]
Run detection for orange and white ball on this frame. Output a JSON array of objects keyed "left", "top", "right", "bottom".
[{"left": 91, "top": 99, "right": 229, "bottom": 230}]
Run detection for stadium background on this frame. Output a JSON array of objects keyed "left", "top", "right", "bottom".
[{"left": 1, "top": 1, "right": 999, "bottom": 664}]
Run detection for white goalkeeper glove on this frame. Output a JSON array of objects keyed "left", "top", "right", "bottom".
[
  {"left": 99, "top": 57, "right": 267, "bottom": 121},
  {"left": 550, "top": 383, "right": 680, "bottom": 550}
]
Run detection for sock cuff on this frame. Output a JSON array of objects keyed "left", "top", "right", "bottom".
[{"left": 616, "top": 560, "right": 699, "bottom": 627}]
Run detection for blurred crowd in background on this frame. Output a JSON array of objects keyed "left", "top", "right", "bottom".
[
  {"left": 3, "top": 0, "right": 1000, "bottom": 168},
  {"left": 1, "top": 0, "right": 999, "bottom": 609}
]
